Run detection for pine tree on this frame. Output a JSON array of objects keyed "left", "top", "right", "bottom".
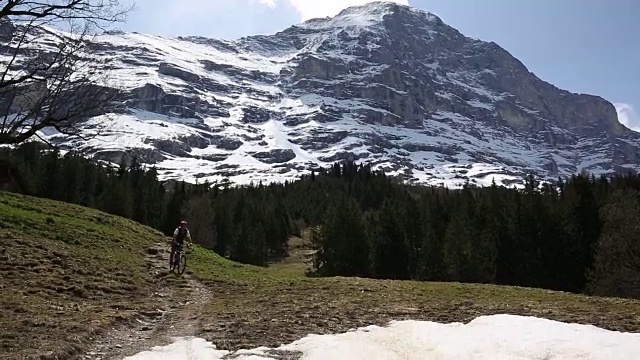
[
  {"left": 369, "top": 197, "right": 409, "bottom": 279},
  {"left": 182, "top": 193, "right": 215, "bottom": 249},
  {"left": 61, "top": 153, "right": 82, "bottom": 204},
  {"left": 442, "top": 205, "right": 475, "bottom": 282},
  {"left": 313, "top": 196, "right": 368, "bottom": 276},
  {"left": 163, "top": 181, "right": 187, "bottom": 235},
  {"left": 587, "top": 189, "right": 640, "bottom": 298}
]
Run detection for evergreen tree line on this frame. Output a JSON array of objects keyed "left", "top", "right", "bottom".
[
  {"left": 0, "top": 143, "right": 291, "bottom": 265},
  {"left": 304, "top": 165, "right": 640, "bottom": 299},
  {"left": 2, "top": 143, "right": 639, "bottom": 299}
]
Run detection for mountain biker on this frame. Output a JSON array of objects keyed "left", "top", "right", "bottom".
[{"left": 170, "top": 220, "right": 192, "bottom": 264}]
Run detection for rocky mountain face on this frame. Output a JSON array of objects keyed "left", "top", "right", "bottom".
[{"left": 7, "top": 2, "right": 640, "bottom": 187}]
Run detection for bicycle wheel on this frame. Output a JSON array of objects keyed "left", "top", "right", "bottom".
[{"left": 178, "top": 252, "right": 187, "bottom": 275}]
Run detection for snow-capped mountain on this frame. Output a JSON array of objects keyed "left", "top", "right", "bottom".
[{"left": 8, "top": 2, "right": 640, "bottom": 187}]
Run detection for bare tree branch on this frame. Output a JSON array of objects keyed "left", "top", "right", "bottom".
[{"left": 0, "top": 0, "right": 133, "bottom": 145}]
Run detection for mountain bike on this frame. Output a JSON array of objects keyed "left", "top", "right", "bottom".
[{"left": 169, "top": 243, "right": 189, "bottom": 275}]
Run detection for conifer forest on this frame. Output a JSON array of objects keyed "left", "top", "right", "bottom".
[{"left": 2, "top": 142, "right": 639, "bottom": 299}]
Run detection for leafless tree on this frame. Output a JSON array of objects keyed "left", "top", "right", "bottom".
[{"left": 0, "top": 0, "right": 134, "bottom": 145}]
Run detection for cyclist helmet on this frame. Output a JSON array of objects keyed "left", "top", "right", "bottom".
[{"left": 180, "top": 220, "right": 188, "bottom": 227}]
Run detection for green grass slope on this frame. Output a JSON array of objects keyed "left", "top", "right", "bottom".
[
  {"left": 2, "top": 191, "right": 640, "bottom": 357},
  {"left": 0, "top": 192, "right": 184, "bottom": 359},
  {"left": 189, "top": 237, "right": 640, "bottom": 351}
]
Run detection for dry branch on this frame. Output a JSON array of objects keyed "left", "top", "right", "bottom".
[{"left": 0, "top": 0, "right": 134, "bottom": 145}]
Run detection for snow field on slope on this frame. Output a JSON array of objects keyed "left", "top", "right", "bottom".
[
  {"left": 36, "top": 103, "right": 555, "bottom": 188},
  {"left": 16, "top": 10, "right": 630, "bottom": 189},
  {"left": 5, "top": 27, "right": 291, "bottom": 101},
  {"left": 258, "top": 119, "right": 318, "bottom": 164},
  {"left": 90, "top": 32, "right": 294, "bottom": 89},
  {"left": 299, "top": 2, "right": 393, "bottom": 31},
  {"left": 53, "top": 110, "right": 205, "bottom": 152},
  {"left": 123, "top": 314, "right": 640, "bottom": 360}
]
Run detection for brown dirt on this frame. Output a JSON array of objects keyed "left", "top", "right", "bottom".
[
  {"left": 18, "top": 226, "right": 639, "bottom": 359},
  {"left": 0, "top": 191, "right": 199, "bottom": 360},
  {"left": 194, "top": 233, "right": 640, "bottom": 353},
  {"left": 198, "top": 278, "right": 640, "bottom": 353},
  {"left": 83, "top": 243, "right": 213, "bottom": 359}
]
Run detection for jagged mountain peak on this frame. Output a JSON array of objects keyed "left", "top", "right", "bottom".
[
  {"left": 334, "top": 1, "right": 442, "bottom": 23},
  {"left": 284, "top": 1, "right": 443, "bottom": 37},
  {"left": 5, "top": 3, "right": 640, "bottom": 188}
]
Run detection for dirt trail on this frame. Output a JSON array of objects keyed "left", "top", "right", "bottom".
[{"left": 83, "top": 242, "right": 213, "bottom": 360}]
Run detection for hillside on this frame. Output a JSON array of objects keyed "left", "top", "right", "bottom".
[
  {"left": 192, "top": 238, "right": 640, "bottom": 353},
  {"left": 2, "top": 192, "right": 640, "bottom": 358},
  {"left": 0, "top": 192, "right": 192, "bottom": 359},
  {"left": 5, "top": 2, "right": 640, "bottom": 188}
]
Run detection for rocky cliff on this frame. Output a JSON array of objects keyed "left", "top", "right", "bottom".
[{"left": 6, "top": 1, "right": 640, "bottom": 187}]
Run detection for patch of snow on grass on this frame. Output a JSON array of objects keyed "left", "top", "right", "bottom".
[
  {"left": 123, "top": 337, "right": 229, "bottom": 359},
  {"left": 124, "top": 314, "right": 640, "bottom": 360}
]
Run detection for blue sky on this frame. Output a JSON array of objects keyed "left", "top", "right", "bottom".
[{"left": 119, "top": 0, "right": 639, "bottom": 131}]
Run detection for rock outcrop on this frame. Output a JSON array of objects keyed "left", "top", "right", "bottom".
[{"left": 7, "top": 1, "right": 639, "bottom": 187}]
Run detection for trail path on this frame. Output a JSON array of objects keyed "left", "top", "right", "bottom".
[
  {"left": 78, "top": 235, "right": 640, "bottom": 360},
  {"left": 83, "top": 242, "right": 213, "bottom": 360}
]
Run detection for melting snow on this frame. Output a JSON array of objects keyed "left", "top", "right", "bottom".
[
  {"left": 297, "top": 2, "right": 393, "bottom": 31},
  {"left": 15, "top": 2, "right": 640, "bottom": 188},
  {"left": 123, "top": 314, "right": 640, "bottom": 360},
  {"left": 56, "top": 110, "right": 204, "bottom": 152}
]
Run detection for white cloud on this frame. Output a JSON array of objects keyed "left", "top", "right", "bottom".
[
  {"left": 614, "top": 103, "right": 640, "bottom": 132},
  {"left": 258, "top": 0, "right": 276, "bottom": 8},
  {"left": 264, "top": 0, "right": 410, "bottom": 21}
]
